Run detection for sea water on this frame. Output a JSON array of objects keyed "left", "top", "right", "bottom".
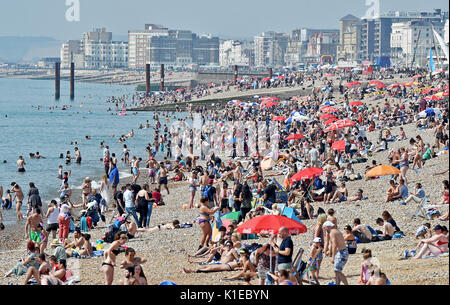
[{"left": 0, "top": 78, "right": 183, "bottom": 224}]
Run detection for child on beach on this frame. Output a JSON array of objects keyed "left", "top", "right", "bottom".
[
  {"left": 415, "top": 223, "right": 432, "bottom": 239},
  {"left": 357, "top": 249, "right": 374, "bottom": 285},
  {"left": 307, "top": 237, "right": 323, "bottom": 284}
]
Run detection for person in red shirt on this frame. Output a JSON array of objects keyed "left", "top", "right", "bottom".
[{"left": 152, "top": 188, "right": 162, "bottom": 206}]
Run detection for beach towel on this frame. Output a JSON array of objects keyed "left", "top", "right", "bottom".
[
  {"left": 92, "top": 250, "right": 104, "bottom": 257},
  {"left": 80, "top": 217, "right": 88, "bottom": 232}
]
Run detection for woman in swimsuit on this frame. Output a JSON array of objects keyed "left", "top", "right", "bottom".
[
  {"left": 81, "top": 178, "right": 92, "bottom": 208},
  {"left": 102, "top": 234, "right": 128, "bottom": 285},
  {"left": 413, "top": 225, "right": 449, "bottom": 259},
  {"left": 398, "top": 147, "right": 409, "bottom": 184},
  {"left": 198, "top": 197, "right": 219, "bottom": 250},
  {"left": 188, "top": 171, "right": 199, "bottom": 209}
]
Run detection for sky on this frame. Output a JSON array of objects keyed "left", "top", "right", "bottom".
[{"left": 0, "top": 0, "right": 448, "bottom": 40}]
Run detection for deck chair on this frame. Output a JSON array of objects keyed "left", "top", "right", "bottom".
[
  {"left": 411, "top": 196, "right": 439, "bottom": 219},
  {"left": 291, "top": 248, "right": 305, "bottom": 285}
]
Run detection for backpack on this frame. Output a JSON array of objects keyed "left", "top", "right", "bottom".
[{"left": 203, "top": 185, "right": 215, "bottom": 201}]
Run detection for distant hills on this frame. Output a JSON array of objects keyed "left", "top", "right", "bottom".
[{"left": 0, "top": 36, "right": 62, "bottom": 64}]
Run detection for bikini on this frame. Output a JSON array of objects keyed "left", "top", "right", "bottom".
[
  {"left": 198, "top": 212, "right": 210, "bottom": 224},
  {"left": 437, "top": 240, "right": 448, "bottom": 253}
]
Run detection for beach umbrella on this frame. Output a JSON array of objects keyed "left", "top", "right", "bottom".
[
  {"left": 285, "top": 133, "right": 305, "bottom": 140},
  {"left": 331, "top": 140, "right": 346, "bottom": 151},
  {"left": 324, "top": 118, "right": 338, "bottom": 125},
  {"left": 272, "top": 116, "right": 287, "bottom": 121},
  {"left": 418, "top": 108, "right": 442, "bottom": 118},
  {"left": 349, "top": 101, "right": 364, "bottom": 107},
  {"left": 324, "top": 119, "right": 357, "bottom": 132},
  {"left": 262, "top": 77, "right": 271, "bottom": 82},
  {"left": 365, "top": 164, "right": 401, "bottom": 178},
  {"left": 387, "top": 83, "right": 400, "bottom": 89},
  {"left": 346, "top": 81, "right": 362, "bottom": 87},
  {"left": 159, "top": 281, "right": 177, "bottom": 285},
  {"left": 412, "top": 74, "right": 423, "bottom": 79},
  {"left": 331, "top": 140, "right": 356, "bottom": 152},
  {"left": 376, "top": 84, "right": 386, "bottom": 89},
  {"left": 261, "top": 101, "right": 279, "bottom": 108},
  {"left": 424, "top": 95, "right": 443, "bottom": 101},
  {"left": 320, "top": 106, "right": 339, "bottom": 113},
  {"left": 292, "top": 114, "right": 310, "bottom": 122},
  {"left": 369, "top": 80, "right": 384, "bottom": 85},
  {"left": 322, "top": 101, "right": 336, "bottom": 106},
  {"left": 291, "top": 167, "right": 323, "bottom": 182},
  {"left": 261, "top": 157, "right": 277, "bottom": 171},
  {"left": 320, "top": 113, "right": 336, "bottom": 120},
  {"left": 221, "top": 211, "right": 241, "bottom": 227},
  {"left": 237, "top": 215, "right": 307, "bottom": 235},
  {"left": 176, "top": 88, "right": 185, "bottom": 92},
  {"left": 421, "top": 88, "right": 433, "bottom": 94},
  {"left": 277, "top": 76, "right": 285, "bottom": 80}
]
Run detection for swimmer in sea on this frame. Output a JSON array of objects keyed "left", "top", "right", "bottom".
[{"left": 17, "top": 156, "right": 26, "bottom": 173}]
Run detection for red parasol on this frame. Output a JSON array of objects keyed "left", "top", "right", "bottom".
[
  {"left": 349, "top": 101, "right": 364, "bottom": 107},
  {"left": 324, "top": 118, "right": 338, "bottom": 125},
  {"left": 285, "top": 133, "right": 305, "bottom": 140},
  {"left": 320, "top": 106, "right": 339, "bottom": 113},
  {"left": 291, "top": 167, "right": 323, "bottom": 183},
  {"left": 324, "top": 119, "right": 357, "bottom": 132},
  {"left": 237, "top": 215, "right": 307, "bottom": 235},
  {"left": 272, "top": 116, "right": 287, "bottom": 121},
  {"left": 320, "top": 113, "right": 336, "bottom": 120}
]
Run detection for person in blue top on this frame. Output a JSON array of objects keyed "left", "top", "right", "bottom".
[
  {"left": 403, "top": 182, "right": 425, "bottom": 205},
  {"left": 109, "top": 164, "right": 120, "bottom": 194},
  {"left": 270, "top": 227, "right": 294, "bottom": 271}
]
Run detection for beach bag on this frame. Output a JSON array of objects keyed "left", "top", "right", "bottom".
[
  {"left": 203, "top": 185, "right": 215, "bottom": 201},
  {"left": 114, "top": 217, "right": 126, "bottom": 229}
]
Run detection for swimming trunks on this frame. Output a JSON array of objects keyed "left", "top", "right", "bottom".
[
  {"left": 159, "top": 177, "right": 168, "bottom": 185},
  {"left": 18, "top": 168, "right": 25, "bottom": 172},
  {"left": 333, "top": 249, "right": 349, "bottom": 272},
  {"left": 30, "top": 230, "right": 41, "bottom": 242}
]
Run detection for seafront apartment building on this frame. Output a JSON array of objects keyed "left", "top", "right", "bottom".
[
  {"left": 128, "top": 24, "right": 219, "bottom": 69},
  {"left": 60, "top": 28, "right": 128, "bottom": 69}
]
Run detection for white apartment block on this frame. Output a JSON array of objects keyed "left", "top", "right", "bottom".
[
  {"left": 219, "top": 40, "right": 251, "bottom": 67},
  {"left": 254, "top": 32, "right": 289, "bottom": 67},
  {"left": 391, "top": 20, "right": 445, "bottom": 67},
  {"left": 84, "top": 41, "right": 128, "bottom": 69}
]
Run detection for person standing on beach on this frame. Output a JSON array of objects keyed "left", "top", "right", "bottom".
[
  {"left": 27, "top": 183, "right": 42, "bottom": 217},
  {"left": 157, "top": 162, "right": 170, "bottom": 195},
  {"left": 17, "top": 156, "right": 26, "bottom": 172},
  {"left": 45, "top": 200, "right": 59, "bottom": 240},
  {"left": 10, "top": 182, "right": 24, "bottom": 221},
  {"left": 323, "top": 221, "right": 349, "bottom": 285},
  {"left": 25, "top": 207, "right": 43, "bottom": 243},
  {"left": 123, "top": 184, "right": 139, "bottom": 225},
  {"left": 109, "top": 164, "right": 120, "bottom": 195}
]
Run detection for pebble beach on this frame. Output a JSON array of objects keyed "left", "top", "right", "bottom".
[{"left": 1, "top": 81, "right": 448, "bottom": 285}]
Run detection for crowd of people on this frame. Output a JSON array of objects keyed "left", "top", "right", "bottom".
[{"left": 1, "top": 66, "right": 449, "bottom": 285}]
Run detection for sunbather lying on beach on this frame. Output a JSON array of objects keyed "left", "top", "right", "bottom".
[
  {"left": 182, "top": 259, "right": 242, "bottom": 274},
  {"left": 136, "top": 219, "right": 181, "bottom": 233},
  {"left": 221, "top": 249, "right": 257, "bottom": 281}
]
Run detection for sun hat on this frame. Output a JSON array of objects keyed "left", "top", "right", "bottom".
[
  {"left": 322, "top": 221, "right": 335, "bottom": 228},
  {"left": 84, "top": 177, "right": 92, "bottom": 183},
  {"left": 50, "top": 239, "right": 62, "bottom": 247},
  {"left": 313, "top": 237, "right": 322, "bottom": 243}
]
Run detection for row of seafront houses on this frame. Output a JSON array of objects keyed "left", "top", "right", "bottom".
[{"left": 55, "top": 9, "right": 449, "bottom": 71}]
